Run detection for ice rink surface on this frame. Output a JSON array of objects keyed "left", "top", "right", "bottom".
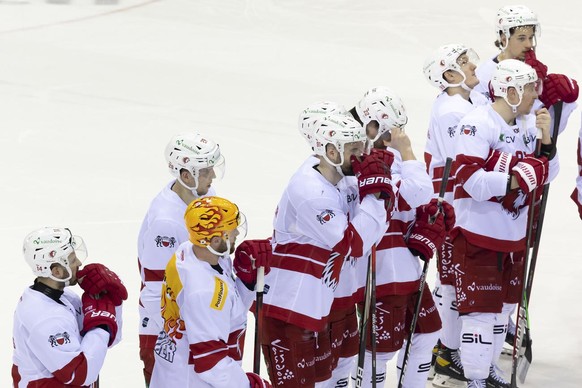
[{"left": 1, "top": 0, "right": 581, "bottom": 386}]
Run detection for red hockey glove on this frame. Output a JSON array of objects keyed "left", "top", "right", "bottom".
[
  {"left": 407, "top": 206, "right": 446, "bottom": 262},
  {"left": 484, "top": 149, "right": 517, "bottom": 174},
  {"left": 80, "top": 293, "right": 118, "bottom": 346},
  {"left": 571, "top": 188, "right": 582, "bottom": 220},
  {"left": 539, "top": 73, "right": 580, "bottom": 108},
  {"left": 77, "top": 263, "right": 128, "bottom": 306},
  {"left": 511, "top": 155, "right": 549, "bottom": 193},
  {"left": 369, "top": 148, "right": 395, "bottom": 168},
  {"left": 524, "top": 50, "right": 548, "bottom": 80},
  {"left": 421, "top": 198, "right": 455, "bottom": 231},
  {"left": 234, "top": 239, "right": 272, "bottom": 286},
  {"left": 351, "top": 153, "right": 395, "bottom": 212},
  {"left": 247, "top": 372, "right": 273, "bottom": 388}
]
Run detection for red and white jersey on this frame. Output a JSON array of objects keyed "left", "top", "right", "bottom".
[
  {"left": 453, "top": 104, "right": 560, "bottom": 251},
  {"left": 12, "top": 286, "right": 114, "bottom": 387},
  {"left": 263, "top": 156, "right": 388, "bottom": 332},
  {"left": 475, "top": 55, "right": 577, "bottom": 135},
  {"left": 425, "top": 91, "right": 488, "bottom": 202},
  {"left": 355, "top": 150, "right": 434, "bottom": 299},
  {"left": 572, "top": 118, "right": 582, "bottom": 211},
  {"left": 138, "top": 181, "right": 215, "bottom": 337},
  {"left": 150, "top": 241, "right": 254, "bottom": 388}
]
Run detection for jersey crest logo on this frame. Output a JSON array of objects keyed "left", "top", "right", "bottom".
[
  {"left": 211, "top": 277, "right": 228, "bottom": 310},
  {"left": 317, "top": 209, "right": 335, "bottom": 224},
  {"left": 154, "top": 331, "right": 177, "bottom": 363},
  {"left": 155, "top": 235, "right": 176, "bottom": 248},
  {"left": 321, "top": 252, "right": 344, "bottom": 290},
  {"left": 460, "top": 125, "right": 476, "bottom": 136},
  {"left": 48, "top": 332, "right": 70, "bottom": 347},
  {"left": 447, "top": 125, "right": 456, "bottom": 138}
]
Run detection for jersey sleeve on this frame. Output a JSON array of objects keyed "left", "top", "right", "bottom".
[
  {"left": 455, "top": 119, "right": 508, "bottom": 201},
  {"left": 180, "top": 285, "right": 249, "bottom": 388},
  {"left": 393, "top": 160, "right": 433, "bottom": 210},
  {"left": 26, "top": 316, "right": 109, "bottom": 386}
]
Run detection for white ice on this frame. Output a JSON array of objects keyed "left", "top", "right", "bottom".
[{"left": 1, "top": 0, "right": 580, "bottom": 387}]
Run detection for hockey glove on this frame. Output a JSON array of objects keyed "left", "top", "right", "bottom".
[
  {"left": 484, "top": 149, "right": 516, "bottom": 174},
  {"left": 247, "top": 372, "right": 273, "bottom": 388},
  {"left": 511, "top": 155, "right": 549, "bottom": 193},
  {"left": 571, "top": 188, "right": 582, "bottom": 220},
  {"left": 351, "top": 153, "right": 395, "bottom": 212},
  {"left": 407, "top": 206, "right": 446, "bottom": 262},
  {"left": 234, "top": 239, "right": 272, "bottom": 287},
  {"left": 80, "top": 292, "right": 118, "bottom": 346},
  {"left": 77, "top": 263, "right": 128, "bottom": 306},
  {"left": 421, "top": 198, "right": 456, "bottom": 231},
  {"left": 369, "top": 148, "right": 395, "bottom": 168},
  {"left": 524, "top": 50, "right": 548, "bottom": 80},
  {"left": 539, "top": 73, "right": 580, "bottom": 108}
]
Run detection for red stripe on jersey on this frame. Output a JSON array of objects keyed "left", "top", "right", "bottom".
[
  {"left": 332, "top": 223, "right": 364, "bottom": 258},
  {"left": 271, "top": 243, "right": 329, "bottom": 278},
  {"left": 227, "top": 328, "right": 246, "bottom": 361},
  {"left": 189, "top": 340, "right": 229, "bottom": 373},
  {"left": 52, "top": 353, "right": 88, "bottom": 385},
  {"left": 395, "top": 183, "right": 412, "bottom": 212},
  {"left": 11, "top": 364, "right": 21, "bottom": 386},
  {"left": 459, "top": 228, "right": 526, "bottom": 253},
  {"left": 432, "top": 164, "right": 457, "bottom": 194},
  {"left": 424, "top": 152, "right": 432, "bottom": 174},
  {"left": 143, "top": 268, "right": 165, "bottom": 282},
  {"left": 455, "top": 154, "right": 484, "bottom": 186},
  {"left": 263, "top": 304, "right": 327, "bottom": 332}
]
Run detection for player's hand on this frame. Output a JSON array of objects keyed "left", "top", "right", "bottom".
[
  {"left": 524, "top": 50, "right": 548, "bottom": 79},
  {"left": 535, "top": 108, "right": 552, "bottom": 142},
  {"left": 351, "top": 153, "right": 395, "bottom": 212},
  {"left": 511, "top": 156, "right": 549, "bottom": 193},
  {"left": 539, "top": 73, "right": 579, "bottom": 108},
  {"left": 407, "top": 206, "right": 446, "bottom": 262},
  {"left": 484, "top": 149, "right": 516, "bottom": 173},
  {"left": 246, "top": 372, "right": 273, "bottom": 388},
  {"left": 234, "top": 239, "right": 272, "bottom": 286},
  {"left": 80, "top": 293, "right": 118, "bottom": 346},
  {"left": 77, "top": 263, "right": 128, "bottom": 306}
]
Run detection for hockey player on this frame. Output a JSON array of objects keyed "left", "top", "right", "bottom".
[
  {"left": 137, "top": 133, "right": 225, "bottom": 386},
  {"left": 572, "top": 116, "right": 582, "bottom": 220},
  {"left": 422, "top": 44, "right": 487, "bottom": 387},
  {"left": 350, "top": 86, "right": 446, "bottom": 387},
  {"left": 260, "top": 112, "right": 393, "bottom": 387},
  {"left": 452, "top": 60, "right": 559, "bottom": 388},
  {"left": 13, "top": 227, "right": 126, "bottom": 387},
  {"left": 150, "top": 196, "right": 272, "bottom": 388}
]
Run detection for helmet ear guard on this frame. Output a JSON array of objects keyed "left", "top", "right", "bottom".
[{"left": 23, "top": 227, "right": 87, "bottom": 283}]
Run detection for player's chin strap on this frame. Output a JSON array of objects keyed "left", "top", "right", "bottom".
[
  {"left": 206, "top": 234, "right": 231, "bottom": 257},
  {"left": 177, "top": 173, "right": 200, "bottom": 196},
  {"left": 48, "top": 269, "right": 72, "bottom": 287}
]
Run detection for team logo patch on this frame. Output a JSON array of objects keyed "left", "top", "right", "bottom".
[
  {"left": 48, "top": 332, "right": 70, "bottom": 347},
  {"left": 210, "top": 277, "right": 228, "bottom": 310},
  {"left": 155, "top": 235, "right": 176, "bottom": 248},
  {"left": 460, "top": 125, "right": 476, "bottom": 136},
  {"left": 316, "top": 209, "right": 335, "bottom": 224},
  {"left": 447, "top": 125, "right": 456, "bottom": 138}
]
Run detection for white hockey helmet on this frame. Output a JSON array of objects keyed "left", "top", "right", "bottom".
[
  {"left": 23, "top": 227, "right": 87, "bottom": 283},
  {"left": 165, "top": 133, "right": 225, "bottom": 192},
  {"left": 423, "top": 44, "right": 480, "bottom": 91},
  {"left": 355, "top": 86, "right": 407, "bottom": 142},
  {"left": 496, "top": 5, "right": 540, "bottom": 48},
  {"left": 298, "top": 101, "right": 348, "bottom": 149},
  {"left": 490, "top": 59, "right": 540, "bottom": 112},
  {"left": 312, "top": 113, "right": 366, "bottom": 167}
]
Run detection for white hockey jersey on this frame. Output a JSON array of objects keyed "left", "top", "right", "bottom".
[
  {"left": 572, "top": 116, "right": 582, "bottom": 212},
  {"left": 425, "top": 91, "right": 488, "bottom": 202},
  {"left": 263, "top": 156, "right": 388, "bottom": 332},
  {"left": 12, "top": 285, "right": 120, "bottom": 387},
  {"left": 138, "top": 181, "right": 215, "bottom": 337},
  {"left": 150, "top": 241, "right": 254, "bottom": 388},
  {"left": 453, "top": 104, "right": 559, "bottom": 251},
  {"left": 354, "top": 149, "right": 434, "bottom": 299}
]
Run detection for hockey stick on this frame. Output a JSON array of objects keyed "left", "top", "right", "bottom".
[
  {"left": 370, "top": 245, "right": 377, "bottom": 388},
  {"left": 397, "top": 157, "right": 453, "bottom": 388},
  {"left": 515, "top": 101, "right": 563, "bottom": 384},
  {"left": 355, "top": 246, "right": 375, "bottom": 388},
  {"left": 253, "top": 266, "right": 265, "bottom": 375}
]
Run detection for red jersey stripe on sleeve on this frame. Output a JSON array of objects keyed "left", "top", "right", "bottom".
[{"left": 189, "top": 340, "right": 229, "bottom": 373}]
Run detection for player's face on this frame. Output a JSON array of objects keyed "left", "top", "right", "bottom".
[
  {"left": 342, "top": 141, "right": 365, "bottom": 176},
  {"left": 506, "top": 26, "right": 536, "bottom": 60},
  {"left": 196, "top": 166, "right": 217, "bottom": 196},
  {"left": 60, "top": 252, "right": 82, "bottom": 285},
  {"left": 458, "top": 54, "right": 479, "bottom": 89},
  {"left": 517, "top": 82, "right": 539, "bottom": 114}
]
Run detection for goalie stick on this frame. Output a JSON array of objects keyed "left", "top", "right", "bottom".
[
  {"left": 397, "top": 157, "right": 453, "bottom": 388},
  {"left": 513, "top": 101, "right": 563, "bottom": 385},
  {"left": 253, "top": 266, "right": 265, "bottom": 375}
]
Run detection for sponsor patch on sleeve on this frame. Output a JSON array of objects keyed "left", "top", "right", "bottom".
[{"left": 210, "top": 277, "right": 228, "bottom": 310}]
